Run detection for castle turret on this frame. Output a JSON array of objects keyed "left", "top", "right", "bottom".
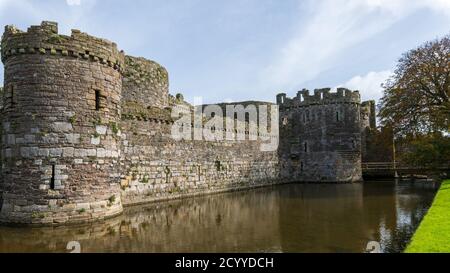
[
  {"left": 361, "top": 100, "right": 376, "bottom": 131},
  {"left": 277, "top": 88, "right": 363, "bottom": 182},
  {"left": 360, "top": 100, "right": 377, "bottom": 161},
  {"left": 0, "top": 21, "right": 124, "bottom": 225},
  {"left": 123, "top": 55, "right": 169, "bottom": 109}
]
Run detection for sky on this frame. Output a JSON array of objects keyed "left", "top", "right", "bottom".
[{"left": 0, "top": 0, "right": 449, "bottom": 105}]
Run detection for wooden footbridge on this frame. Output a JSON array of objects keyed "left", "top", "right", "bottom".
[{"left": 362, "top": 162, "right": 450, "bottom": 178}]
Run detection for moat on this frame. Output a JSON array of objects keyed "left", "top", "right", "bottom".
[{"left": 0, "top": 180, "right": 439, "bottom": 253}]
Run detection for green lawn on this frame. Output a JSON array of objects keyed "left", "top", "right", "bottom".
[{"left": 405, "top": 179, "right": 450, "bottom": 253}]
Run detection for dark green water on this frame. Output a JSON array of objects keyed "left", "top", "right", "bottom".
[{"left": 0, "top": 180, "right": 440, "bottom": 253}]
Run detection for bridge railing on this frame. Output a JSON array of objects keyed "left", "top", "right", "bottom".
[
  {"left": 362, "top": 162, "right": 396, "bottom": 170},
  {"left": 362, "top": 162, "right": 450, "bottom": 171}
]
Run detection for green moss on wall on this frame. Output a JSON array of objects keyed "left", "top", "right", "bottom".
[
  {"left": 122, "top": 101, "right": 173, "bottom": 121},
  {"left": 124, "top": 56, "right": 168, "bottom": 85},
  {"left": 46, "top": 33, "right": 68, "bottom": 44}
]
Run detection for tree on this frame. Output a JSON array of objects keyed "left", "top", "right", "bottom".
[
  {"left": 379, "top": 34, "right": 450, "bottom": 135},
  {"left": 398, "top": 132, "right": 450, "bottom": 168},
  {"left": 362, "top": 125, "right": 395, "bottom": 163}
]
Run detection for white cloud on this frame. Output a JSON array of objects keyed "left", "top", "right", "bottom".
[
  {"left": 261, "top": 0, "right": 450, "bottom": 92},
  {"left": 66, "top": 0, "right": 81, "bottom": 6},
  {"left": 0, "top": 0, "right": 97, "bottom": 35},
  {"left": 365, "top": 0, "right": 450, "bottom": 16},
  {"left": 342, "top": 70, "right": 392, "bottom": 102}
]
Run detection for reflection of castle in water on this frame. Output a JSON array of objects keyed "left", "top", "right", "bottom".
[
  {"left": 0, "top": 189, "right": 284, "bottom": 253},
  {"left": 276, "top": 182, "right": 438, "bottom": 253},
  {"left": 0, "top": 182, "right": 438, "bottom": 253}
]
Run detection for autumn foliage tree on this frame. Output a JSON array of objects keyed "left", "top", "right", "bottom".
[
  {"left": 379, "top": 35, "right": 450, "bottom": 169},
  {"left": 398, "top": 133, "right": 450, "bottom": 168},
  {"left": 379, "top": 34, "right": 450, "bottom": 135}
]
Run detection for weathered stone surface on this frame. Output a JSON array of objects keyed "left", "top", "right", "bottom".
[
  {"left": 74, "top": 159, "right": 83, "bottom": 164},
  {"left": 65, "top": 134, "right": 80, "bottom": 144},
  {"left": 96, "top": 125, "right": 107, "bottom": 135},
  {"left": 63, "top": 147, "right": 74, "bottom": 158},
  {"left": 49, "top": 148, "right": 63, "bottom": 157},
  {"left": 91, "top": 137, "right": 100, "bottom": 145},
  {"left": 51, "top": 122, "right": 73, "bottom": 133}
]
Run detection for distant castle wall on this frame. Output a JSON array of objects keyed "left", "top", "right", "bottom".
[
  {"left": 361, "top": 100, "right": 376, "bottom": 162},
  {"left": 360, "top": 100, "right": 376, "bottom": 131}
]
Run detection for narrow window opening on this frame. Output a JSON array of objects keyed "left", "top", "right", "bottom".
[
  {"left": 215, "top": 160, "right": 222, "bottom": 172},
  {"left": 304, "top": 142, "right": 308, "bottom": 153},
  {"left": 10, "top": 85, "right": 14, "bottom": 107},
  {"left": 95, "top": 90, "right": 101, "bottom": 111},
  {"left": 336, "top": 111, "right": 340, "bottom": 122},
  {"left": 50, "top": 164, "right": 56, "bottom": 190},
  {"left": 300, "top": 162, "right": 304, "bottom": 172}
]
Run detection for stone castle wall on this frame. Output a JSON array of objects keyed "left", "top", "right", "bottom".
[
  {"left": 118, "top": 116, "right": 280, "bottom": 206},
  {"left": 0, "top": 21, "right": 368, "bottom": 226},
  {"left": 359, "top": 101, "right": 394, "bottom": 164},
  {"left": 118, "top": 103, "right": 280, "bottom": 206},
  {"left": 277, "top": 88, "right": 363, "bottom": 182},
  {"left": 360, "top": 100, "right": 376, "bottom": 160}
]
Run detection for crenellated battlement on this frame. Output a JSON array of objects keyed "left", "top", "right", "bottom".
[
  {"left": 1, "top": 21, "right": 124, "bottom": 72},
  {"left": 277, "top": 88, "right": 361, "bottom": 108}
]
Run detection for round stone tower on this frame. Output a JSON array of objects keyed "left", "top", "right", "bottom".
[
  {"left": 0, "top": 21, "right": 124, "bottom": 225},
  {"left": 122, "top": 55, "right": 169, "bottom": 109},
  {"left": 277, "top": 88, "right": 363, "bottom": 182}
]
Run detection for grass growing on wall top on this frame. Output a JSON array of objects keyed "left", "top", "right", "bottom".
[{"left": 405, "top": 180, "right": 450, "bottom": 253}]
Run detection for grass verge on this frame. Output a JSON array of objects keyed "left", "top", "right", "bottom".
[{"left": 405, "top": 179, "right": 450, "bottom": 253}]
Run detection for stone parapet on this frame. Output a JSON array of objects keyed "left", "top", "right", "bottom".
[
  {"left": 1, "top": 21, "right": 124, "bottom": 72},
  {"left": 277, "top": 88, "right": 361, "bottom": 108}
]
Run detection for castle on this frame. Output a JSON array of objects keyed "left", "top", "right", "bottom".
[{"left": 0, "top": 22, "right": 376, "bottom": 226}]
